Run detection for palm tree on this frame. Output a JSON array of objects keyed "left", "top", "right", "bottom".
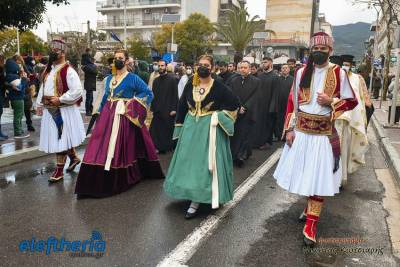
[{"left": 215, "top": 3, "right": 274, "bottom": 62}]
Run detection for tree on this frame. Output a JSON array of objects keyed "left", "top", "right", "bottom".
[
  {"left": 20, "top": 31, "right": 47, "bottom": 54},
  {"left": 353, "top": 0, "right": 400, "bottom": 100},
  {"left": 215, "top": 3, "right": 273, "bottom": 60},
  {"left": 154, "top": 24, "right": 179, "bottom": 56},
  {"left": 0, "top": 29, "right": 46, "bottom": 58},
  {"left": 0, "top": 0, "right": 69, "bottom": 30},
  {"left": 175, "top": 13, "right": 215, "bottom": 63},
  {"left": 153, "top": 13, "right": 215, "bottom": 63},
  {"left": 127, "top": 36, "right": 150, "bottom": 60}
]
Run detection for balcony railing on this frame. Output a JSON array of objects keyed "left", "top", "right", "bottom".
[
  {"left": 97, "top": 0, "right": 180, "bottom": 9},
  {"left": 97, "top": 19, "right": 161, "bottom": 28}
]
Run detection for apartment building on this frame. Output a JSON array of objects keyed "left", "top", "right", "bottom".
[{"left": 96, "top": 0, "right": 245, "bottom": 43}]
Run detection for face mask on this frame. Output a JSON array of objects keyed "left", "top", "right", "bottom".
[
  {"left": 342, "top": 66, "right": 350, "bottom": 72},
  {"left": 153, "top": 65, "right": 159, "bottom": 72},
  {"left": 31, "top": 60, "right": 35, "bottom": 65},
  {"left": 49, "top": 51, "right": 59, "bottom": 62},
  {"left": 312, "top": 51, "right": 329, "bottom": 65},
  {"left": 197, "top": 66, "right": 211, "bottom": 78},
  {"left": 186, "top": 69, "right": 192, "bottom": 75},
  {"left": 114, "top": 59, "right": 125, "bottom": 70}
]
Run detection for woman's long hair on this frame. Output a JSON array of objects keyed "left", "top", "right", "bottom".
[{"left": 299, "top": 53, "right": 314, "bottom": 89}]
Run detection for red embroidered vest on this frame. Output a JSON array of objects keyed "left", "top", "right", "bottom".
[{"left": 43, "top": 63, "right": 82, "bottom": 105}]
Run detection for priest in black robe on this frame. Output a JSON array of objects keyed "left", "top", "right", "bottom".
[
  {"left": 150, "top": 60, "right": 178, "bottom": 153},
  {"left": 275, "top": 64, "right": 294, "bottom": 138},
  {"left": 251, "top": 57, "right": 279, "bottom": 149},
  {"left": 229, "top": 61, "right": 261, "bottom": 167},
  {"left": 218, "top": 61, "right": 234, "bottom": 85}
]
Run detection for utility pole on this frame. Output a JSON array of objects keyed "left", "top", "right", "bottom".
[
  {"left": 370, "top": 7, "right": 380, "bottom": 93},
  {"left": 123, "top": 0, "right": 127, "bottom": 50},
  {"left": 87, "top": 20, "right": 91, "bottom": 49},
  {"left": 389, "top": 27, "right": 400, "bottom": 126},
  {"left": 16, "top": 28, "right": 20, "bottom": 55}
]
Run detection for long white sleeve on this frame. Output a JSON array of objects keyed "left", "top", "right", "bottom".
[
  {"left": 178, "top": 75, "right": 188, "bottom": 99},
  {"left": 36, "top": 83, "right": 44, "bottom": 107},
  {"left": 339, "top": 69, "right": 355, "bottom": 100}
]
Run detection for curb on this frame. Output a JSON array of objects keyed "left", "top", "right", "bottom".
[
  {"left": 0, "top": 139, "right": 88, "bottom": 169},
  {"left": 371, "top": 114, "right": 400, "bottom": 187}
]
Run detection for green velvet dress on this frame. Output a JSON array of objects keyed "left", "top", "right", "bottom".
[{"left": 163, "top": 78, "right": 240, "bottom": 204}]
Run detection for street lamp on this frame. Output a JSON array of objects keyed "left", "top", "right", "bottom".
[
  {"left": 253, "top": 32, "right": 268, "bottom": 63},
  {"left": 161, "top": 14, "right": 181, "bottom": 62}
]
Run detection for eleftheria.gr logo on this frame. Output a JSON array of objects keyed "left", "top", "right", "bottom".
[{"left": 19, "top": 230, "right": 106, "bottom": 257}]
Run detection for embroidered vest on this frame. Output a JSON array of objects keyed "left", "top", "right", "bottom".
[
  {"left": 43, "top": 63, "right": 82, "bottom": 105},
  {"left": 297, "top": 64, "right": 341, "bottom": 106}
]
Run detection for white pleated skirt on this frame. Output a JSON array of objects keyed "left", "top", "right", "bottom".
[
  {"left": 39, "top": 105, "right": 86, "bottom": 153},
  {"left": 273, "top": 130, "right": 342, "bottom": 196}
]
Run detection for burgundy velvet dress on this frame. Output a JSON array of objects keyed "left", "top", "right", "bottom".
[{"left": 75, "top": 73, "right": 164, "bottom": 197}]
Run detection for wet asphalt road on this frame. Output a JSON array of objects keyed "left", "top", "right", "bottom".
[
  {"left": 0, "top": 140, "right": 279, "bottom": 267},
  {"left": 1, "top": 128, "right": 400, "bottom": 266}
]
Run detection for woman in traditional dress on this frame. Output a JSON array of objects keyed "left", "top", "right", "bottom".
[
  {"left": 75, "top": 50, "right": 164, "bottom": 198},
  {"left": 164, "top": 55, "right": 240, "bottom": 219}
]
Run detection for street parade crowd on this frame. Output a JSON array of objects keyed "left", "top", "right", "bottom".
[{"left": 0, "top": 32, "right": 374, "bottom": 246}]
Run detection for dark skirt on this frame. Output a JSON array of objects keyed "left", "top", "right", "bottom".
[{"left": 75, "top": 99, "right": 164, "bottom": 197}]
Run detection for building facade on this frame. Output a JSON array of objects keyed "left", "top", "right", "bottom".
[
  {"left": 96, "top": 0, "right": 245, "bottom": 43},
  {"left": 262, "top": 0, "right": 331, "bottom": 60}
]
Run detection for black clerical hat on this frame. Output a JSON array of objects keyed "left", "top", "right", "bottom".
[
  {"left": 329, "top": 55, "right": 343, "bottom": 66},
  {"left": 340, "top": 54, "right": 355, "bottom": 64}
]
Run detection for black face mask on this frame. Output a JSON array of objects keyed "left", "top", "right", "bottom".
[
  {"left": 49, "top": 51, "right": 59, "bottom": 63},
  {"left": 197, "top": 66, "right": 211, "bottom": 78},
  {"left": 312, "top": 51, "right": 329, "bottom": 65},
  {"left": 114, "top": 59, "right": 125, "bottom": 70}
]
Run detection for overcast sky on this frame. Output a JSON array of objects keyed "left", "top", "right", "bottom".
[{"left": 33, "top": 0, "right": 377, "bottom": 41}]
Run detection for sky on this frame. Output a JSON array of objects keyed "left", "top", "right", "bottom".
[{"left": 33, "top": 0, "right": 377, "bottom": 41}]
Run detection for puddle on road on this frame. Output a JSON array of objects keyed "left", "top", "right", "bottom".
[{"left": 0, "top": 163, "right": 55, "bottom": 189}]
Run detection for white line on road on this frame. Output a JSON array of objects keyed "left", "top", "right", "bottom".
[{"left": 157, "top": 149, "right": 282, "bottom": 267}]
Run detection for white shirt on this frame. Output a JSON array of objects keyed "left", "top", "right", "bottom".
[
  {"left": 178, "top": 74, "right": 190, "bottom": 99},
  {"left": 295, "top": 63, "right": 354, "bottom": 116},
  {"left": 36, "top": 63, "right": 83, "bottom": 107}
]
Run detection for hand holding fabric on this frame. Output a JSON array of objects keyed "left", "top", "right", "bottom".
[
  {"left": 50, "top": 96, "right": 61, "bottom": 106},
  {"left": 317, "top": 92, "right": 333, "bottom": 106},
  {"left": 286, "top": 131, "right": 295, "bottom": 147}
]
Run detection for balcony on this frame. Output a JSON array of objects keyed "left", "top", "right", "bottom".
[
  {"left": 97, "top": 19, "right": 162, "bottom": 30},
  {"left": 97, "top": 0, "right": 180, "bottom": 12}
]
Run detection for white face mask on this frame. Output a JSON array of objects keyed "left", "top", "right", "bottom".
[
  {"left": 153, "top": 65, "right": 159, "bottom": 72},
  {"left": 342, "top": 66, "right": 350, "bottom": 72}
]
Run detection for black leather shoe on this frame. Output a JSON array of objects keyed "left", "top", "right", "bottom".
[
  {"left": 303, "top": 236, "right": 316, "bottom": 247},
  {"left": 185, "top": 210, "right": 198, "bottom": 219}
]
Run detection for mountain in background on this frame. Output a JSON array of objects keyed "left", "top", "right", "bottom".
[{"left": 332, "top": 22, "right": 371, "bottom": 62}]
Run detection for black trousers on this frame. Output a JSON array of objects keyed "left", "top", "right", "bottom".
[
  {"left": 24, "top": 95, "right": 33, "bottom": 127},
  {"left": 85, "top": 90, "right": 94, "bottom": 114},
  {"left": 265, "top": 112, "right": 277, "bottom": 145}
]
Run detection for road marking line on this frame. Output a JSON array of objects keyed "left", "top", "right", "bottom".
[{"left": 157, "top": 149, "right": 282, "bottom": 267}]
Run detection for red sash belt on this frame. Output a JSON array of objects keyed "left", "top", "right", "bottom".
[{"left": 296, "top": 111, "right": 332, "bottom": 135}]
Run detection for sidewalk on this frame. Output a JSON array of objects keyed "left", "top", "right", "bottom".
[
  {"left": 371, "top": 99, "right": 400, "bottom": 187},
  {"left": 0, "top": 108, "right": 91, "bottom": 168},
  {"left": 0, "top": 84, "right": 101, "bottom": 167}
]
